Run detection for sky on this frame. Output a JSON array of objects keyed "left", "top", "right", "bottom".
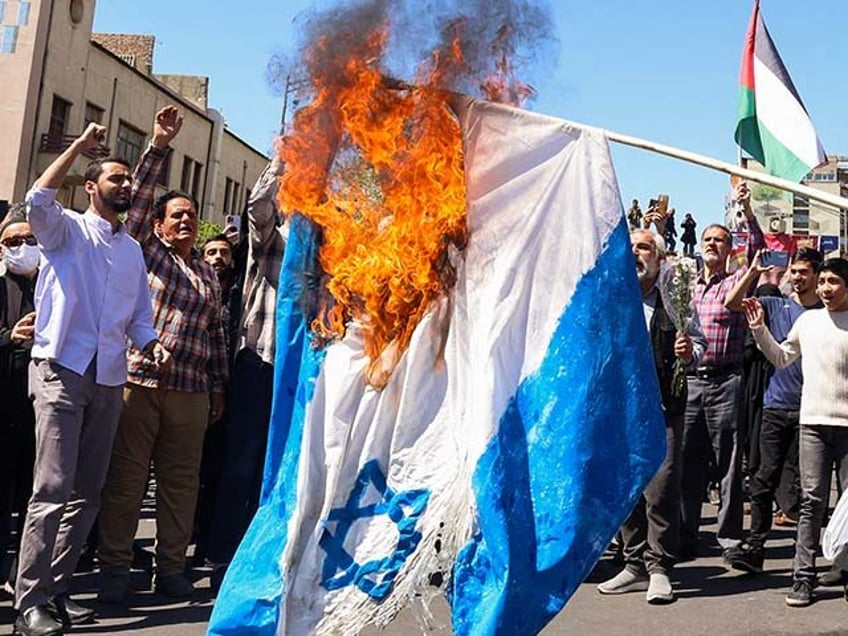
[{"left": 93, "top": 0, "right": 848, "bottom": 227}]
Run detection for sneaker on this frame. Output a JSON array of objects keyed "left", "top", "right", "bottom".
[
  {"left": 785, "top": 580, "right": 814, "bottom": 607},
  {"left": 724, "top": 543, "right": 764, "bottom": 574},
  {"left": 819, "top": 565, "right": 848, "bottom": 587},
  {"left": 97, "top": 570, "right": 130, "bottom": 605},
  {"left": 597, "top": 568, "right": 649, "bottom": 595},
  {"left": 646, "top": 572, "right": 674, "bottom": 604},
  {"left": 155, "top": 573, "right": 196, "bottom": 600}
]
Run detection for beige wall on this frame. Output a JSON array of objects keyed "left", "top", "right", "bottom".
[
  {"left": 0, "top": 0, "right": 50, "bottom": 203},
  {"left": 213, "top": 131, "right": 268, "bottom": 225},
  {"left": 1, "top": 0, "right": 267, "bottom": 220}
]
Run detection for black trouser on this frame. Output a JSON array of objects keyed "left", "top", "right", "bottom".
[
  {"left": 206, "top": 349, "right": 274, "bottom": 564},
  {"left": 748, "top": 408, "right": 800, "bottom": 548},
  {"left": 0, "top": 379, "right": 36, "bottom": 574},
  {"left": 621, "top": 413, "right": 683, "bottom": 575}
]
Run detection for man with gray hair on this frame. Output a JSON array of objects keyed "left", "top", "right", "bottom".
[{"left": 598, "top": 228, "right": 706, "bottom": 604}]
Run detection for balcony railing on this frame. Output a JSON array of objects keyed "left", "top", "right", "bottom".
[{"left": 39, "top": 133, "right": 111, "bottom": 159}]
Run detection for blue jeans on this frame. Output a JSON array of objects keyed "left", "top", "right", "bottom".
[{"left": 793, "top": 425, "right": 848, "bottom": 582}]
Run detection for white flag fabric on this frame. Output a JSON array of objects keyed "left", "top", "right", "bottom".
[{"left": 208, "top": 97, "right": 666, "bottom": 636}]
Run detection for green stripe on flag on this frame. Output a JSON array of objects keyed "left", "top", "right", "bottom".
[{"left": 734, "top": 85, "right": 810, "bottom": 182}]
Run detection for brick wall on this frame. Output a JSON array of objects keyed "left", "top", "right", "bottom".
[{"left": 90, "top": 33, "right": 155, "bottom": 74}]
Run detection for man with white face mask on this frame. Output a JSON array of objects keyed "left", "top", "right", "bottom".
[{"left": 0, "top": 208, "right": 39, "bottom": 595}]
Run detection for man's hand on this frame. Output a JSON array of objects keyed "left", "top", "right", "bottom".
[
  {"left": 143, "top": 340, "right": 172, "bottom": 374},
  {"left": 77, "top": 123, "right": 107, "bottom": 154},
  {"left": 742, "top": 297, "right": 765, "bottom": 329},
  {"left": 674, "top": 331, "right": 694, "bottom": 363},
  {"left": 152, "top": 106, "right": 183, "bottom": 148},
  {"left": 10, "top": 311, "right": 36, "bottom": 345},
  {"left": 749, "top": 249, "right": 773, "bottom": 276},
  {"left": 210, "top": 392, "right": 225, "bottom": 424},
  {"left": 733, "top": 181, "right": 753, "bottom": 217}
]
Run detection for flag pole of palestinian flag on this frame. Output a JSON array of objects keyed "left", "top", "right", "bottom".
[{"left": 734, "top": 0, "right": 826, "bottom": 182}]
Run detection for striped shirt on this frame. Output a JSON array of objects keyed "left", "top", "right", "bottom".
[
  {"left": 125, "top": 144, "right": 228, "bottom": 393},
  {"left": 695, "top": 216, "right": 765, "bottom": 368},
  {"left": 238, "top": 161, "right": 287, "bottom": 365}
]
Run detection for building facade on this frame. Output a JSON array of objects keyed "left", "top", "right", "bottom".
[
  {"left": 0, "top": 0, "right": 268, "bottom": 225},
  {"left": 731, "top": 157, "right": 847, "bottom": 256}
]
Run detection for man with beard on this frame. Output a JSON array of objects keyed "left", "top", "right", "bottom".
[
  {"left": 193, "top": 234, "right": 236, "bottom": 566},
  {"left": 97, "top": 107, "right": 228, "bottom": 604},
  {"left": 722, "top": 248, "right": 822, "bottom": 574},
  {"left": 202, "top": 234, "right": 236, "bottom": 354},
  {"left": 743, "top": 258, "right": 848, "bottom": 607},
  {"left": 14, "top": 124, "right": 170, "bottom": 636},
  {"left": 598, "top": 229, "right": 705, "bottom": 604},
  {"left": 679, "top": 181, "right": 765, "bottom": 563}
]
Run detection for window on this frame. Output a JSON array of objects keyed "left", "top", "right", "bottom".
[
  {"left": 84, "top": 102, "right": 104, "bottom": 127},
  {"left": 793, "top": 194, "right": 810, "bottom": 235},
  {"left": 180, "top": 156, "right": 194, "bottom": 192},
  {"left": 69, "top": 0, "right": 84, "bottom": 25},
  {"left": 48, "top": 96, "right": 72, "bottom": 139},
  {"left": 180, "top": 156, "right": 203, "bottom": 199},
  {"left": 0, "top": 3, "right": 6, "bottom": 23},
  {"left": 17, "top": 1, "right": 30, "bottom": 25},
  {"left": 233, "top": 182, "right": 241, "bottom": 214},
  {"left": 157, "top": 148, "right": 172, "bottom": 188},
  {"left": 115, "top": 121, "right": 145, "bottom": 168},
  {"left": 223, "top": 178, "right": 233, "bottom": 215},
  {"left": 192, "top": 161, "right": 203, "bottom": 200},
  {"left": 0, "top": 26, "right": 17, "bottom": 54}
]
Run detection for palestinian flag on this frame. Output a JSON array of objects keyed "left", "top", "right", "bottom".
[{"left": 734, "top": 0, "right": 825, "bottom": 182}]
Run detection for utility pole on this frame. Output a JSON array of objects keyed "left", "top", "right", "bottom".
[{"left": 280, "top": 75, "right": 307, "bottom": 135}]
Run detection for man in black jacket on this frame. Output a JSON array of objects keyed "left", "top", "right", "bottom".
[
  {"left": 598, "top": 228, "right": 706, "bottom": 604},
  {"left": 0, "top": 209, "right": 38, "bottom": 595}
]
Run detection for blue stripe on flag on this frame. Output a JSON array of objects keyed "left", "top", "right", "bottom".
[
  {"left": 208, "top": 214, "right": 325, "bottom": 636},
  {"left": 451, "top": 219, "right": 666, "bottom": 635}
]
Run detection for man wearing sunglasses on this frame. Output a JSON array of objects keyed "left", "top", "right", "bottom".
[{"left": 0, "top": 207, "right": 39, "bottom": 599}]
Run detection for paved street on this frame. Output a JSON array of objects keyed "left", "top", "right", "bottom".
[{"left": 3, "top": 504, "right": 848, "bottom": 635}]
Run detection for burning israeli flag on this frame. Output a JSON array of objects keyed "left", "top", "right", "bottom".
[{"left": 209, "top": 2, "right": 665, "bottom": 633}]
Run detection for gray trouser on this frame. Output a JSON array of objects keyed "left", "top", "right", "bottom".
[
  {"left": 621, "top": 413, "right": 683, "bottom": 575},
  {"left": 680, "top": 372, "right": 744, "bottom": 550},
  {"left": 15, "top": 358, "right": 123, "bottom": 611},
  {"left": 793, "top": 425, "right": 848, "bottom": 582}
]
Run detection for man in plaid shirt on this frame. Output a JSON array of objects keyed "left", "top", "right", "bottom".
[
  {"left": 206, "top": 156, "right": 287, "bottom": 591},
  {"left": 679, "top": 181, "right": 765, "bottom": 563},
  {"left": 98, "top": 107, "right": 228, "bottom": 603}
]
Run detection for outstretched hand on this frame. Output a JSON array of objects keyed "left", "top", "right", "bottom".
[
  {"left": 153, "top": 106, "right": 183, "bottom": 148},
  {"left": 750, "top": 249, "right": 774, "bottom": 275},
  {"left": 742, "top": 297, "right": 764, "bottom": 329}
]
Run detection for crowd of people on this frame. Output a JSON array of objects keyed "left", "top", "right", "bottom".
[
  {"left": 602, "top": 183, "right": 848, "bottom": 609},
  {"left": 1, "top": 104, "right": 848, "bottom": 636},
  {"left": 0, "top": 106, "right": 286, "bottom": 636}
]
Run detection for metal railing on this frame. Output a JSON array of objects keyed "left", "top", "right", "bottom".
[{"left": 39, "top": 133, "right": 111, "bottom": 159}]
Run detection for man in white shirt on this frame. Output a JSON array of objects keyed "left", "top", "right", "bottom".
[
  {"left": 14, "top": 123, "right": 169, "bottom": 636},
  {"left": 744, "top": 257, "right": 848, "bottom": 608}
]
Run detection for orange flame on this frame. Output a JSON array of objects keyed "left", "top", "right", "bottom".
[{"left": 278, "top": 25, "right": 467, "bottom": 372}]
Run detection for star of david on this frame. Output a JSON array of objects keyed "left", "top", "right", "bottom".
[{"left": 319, "top": 459, "right": 431, "bottom": 600}]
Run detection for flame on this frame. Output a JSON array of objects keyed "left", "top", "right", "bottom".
[
  {"left": 279, "top": 24, "right": 468, "bottom": 373},
  {"left": 277, "top": 10, "right": 536, "bottom": 382}
]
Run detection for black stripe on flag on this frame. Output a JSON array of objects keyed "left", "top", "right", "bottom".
[{"left": 754, "top": 12, "right": 809, "bottom": 115}]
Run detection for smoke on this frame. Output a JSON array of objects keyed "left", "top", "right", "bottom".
[{"left": 269, "top": 0, "right": 557, "bottom": 107}]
